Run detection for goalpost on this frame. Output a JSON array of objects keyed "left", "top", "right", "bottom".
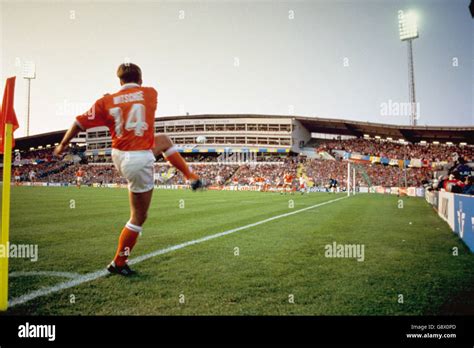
[
  {"left": 353, "top": 166, "right": 356, "bottom": 196},
  {"left": 347, "top": 161, "right": 356, "bottom": 196},
  {"left": 347, "top": 162, "right": 350, "bottom": 196}
]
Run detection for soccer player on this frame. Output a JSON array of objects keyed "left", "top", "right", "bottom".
[
  {"left": 299, "top": 175, "right": 307, "bottom": 195},
  {"left": 14, "top": 168, "right": 21, "bottom": 186},
  {"left": 76, "top": 167, "right": 85, "bottom": 188},
  {"left": 29, "top": 169, "right": 36, "bottom": 183},
  {"left": 232, "top": 176, "right": 239, "bottom": 186},
  {"left": 283, "top": 172, "right": 293, "bottom": 194},
  {"left": 329, "top": 177, "right": 338, "bottom": 193},
  {"left": 54, "top": 63, "right": 203, "bottom": 276},
  {"left": 275, "top": 177, "right": 282, "bottom": 194}
]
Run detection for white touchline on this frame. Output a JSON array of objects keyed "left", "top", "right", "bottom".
[{"left": 9, "top": 195, "right": 348, "bottom": 308}]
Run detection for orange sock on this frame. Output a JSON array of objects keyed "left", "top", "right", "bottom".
[
  {"left": 164, "top": 146, "right": 198, "bottom": 181},
  {"left": 113, "top": 222, "right": 141, "bottom": 267}
]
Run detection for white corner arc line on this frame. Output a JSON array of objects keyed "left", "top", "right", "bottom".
[{"left": 9, "top": 195, "right": 348, "bottom": 308}]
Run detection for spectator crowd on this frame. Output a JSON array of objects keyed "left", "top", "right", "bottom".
[
  {"left": 4, "top": 138, "right": 472, "bottom": 194},
  {"left": 317, "top": 138, "right": 471, "bottom": 163}
]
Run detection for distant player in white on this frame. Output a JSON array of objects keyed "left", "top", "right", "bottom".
[
  {"left": 299, "top": 176, "right": 307, "bottom": 195},
  {"left": 216, "top": 174, "right": 223, "bottom": 185},
  {"left": 29, "top": 170, "right": 36, "bottom": 183}
]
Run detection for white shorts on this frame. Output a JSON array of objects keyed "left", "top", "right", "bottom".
[
  {"left": 15, "top": 176, "right": 20, "bottom": 181},
  {"left": 112, "top": 149, "right": 155, "bottom": 193},
  {"left": 76, "top": 177, "right": 83, "bottom": 183}
]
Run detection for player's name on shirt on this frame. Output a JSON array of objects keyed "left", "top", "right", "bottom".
[{"left": 113, "top": 91, "right": 144, "bottom": 105}]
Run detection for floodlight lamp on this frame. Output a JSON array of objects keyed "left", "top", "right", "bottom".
[
  {"left": 398, "top": 10, "right": 419, "bottom": 41},
  {"left": 22, "top": 61, "right": 36, "bottom": 79}
]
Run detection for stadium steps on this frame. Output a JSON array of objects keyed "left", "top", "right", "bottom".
[
  {"left": 318, "top": 151, "right": 335, "bottom": 160},
  {"left": 225, "top": 165, "right": 242, "bottom": 185}
]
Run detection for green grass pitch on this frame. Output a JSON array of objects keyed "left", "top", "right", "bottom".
[{"left": 2, "top": 186, "right": 474, "bottom": 315}]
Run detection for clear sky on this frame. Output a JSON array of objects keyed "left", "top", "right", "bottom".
[{"left": 0, "top": 0, "right": 472, "bottom": 137}]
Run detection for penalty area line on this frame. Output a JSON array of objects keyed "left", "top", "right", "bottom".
[{"left": 9, "top": 195, "right": 348, "bottom": 308}]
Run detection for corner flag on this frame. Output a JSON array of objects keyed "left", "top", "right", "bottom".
[
  {"left": 0, "top": 76, "right": 19, "bottom": 311},
  {"left": 0, "top": 77, "right": 19, "bottom": 153}
]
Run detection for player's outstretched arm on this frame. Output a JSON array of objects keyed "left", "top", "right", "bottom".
[{"left": 54, "top": 122, "right": 82, "bottom": 156}]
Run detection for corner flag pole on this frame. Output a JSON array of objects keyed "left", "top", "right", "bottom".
[
  {"left": 0, "top": 123, "right": 13, "bottom": 311},
  {"left": 0, "top": 76, "right": 18, "bottom": 311}
]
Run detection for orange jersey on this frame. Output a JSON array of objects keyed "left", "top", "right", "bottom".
[
  {"left": 14, "top": 170, "right": 20, "bottom": 176},
  {"left": 76, "top": 170, "right": 84, "bottom": 177},
  {"left": 284, "top": 174, "right": 293, "bottom": 183},
  {"left": 75, "top": 83, "right": 157, "bottom": 151}
]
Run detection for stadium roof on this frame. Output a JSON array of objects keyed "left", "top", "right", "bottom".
[
  {"left": 294, "top": 116, "right": 474, "bottom": 144},
  {"left": 15, "top": 130, "right": 66, "bottom": 151},
  {"left": 156, "top": 114, "right": 473, "bottom": 144}
]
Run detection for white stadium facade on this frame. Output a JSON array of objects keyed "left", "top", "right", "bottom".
[{"left": 78, "top": 114, "right": 473, "bottom": 162}]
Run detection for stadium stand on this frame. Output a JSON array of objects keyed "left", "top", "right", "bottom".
[{"left": 1, "top": 114, "right": 472, "bottom": 194}]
